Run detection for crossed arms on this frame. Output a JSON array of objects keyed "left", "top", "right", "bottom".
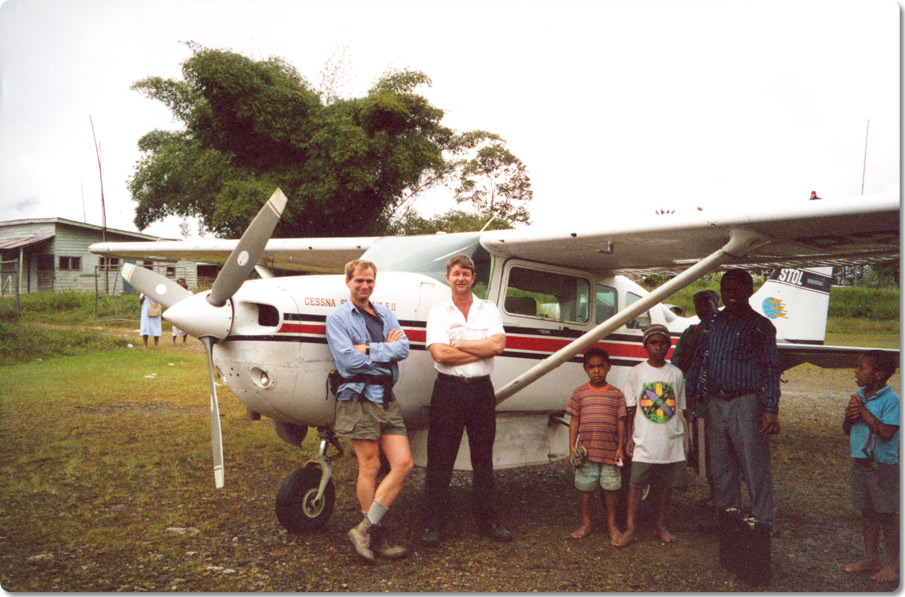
[{"left": 428, "top": 334, "right": 506, "bottom": 365}]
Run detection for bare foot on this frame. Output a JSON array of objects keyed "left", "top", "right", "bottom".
[
  {"left": 613, "top": 532, "right": 638, "bottom": 548},
  {"left": 570, "top": 525, "right": 592, "bottom": 539},
  {"left": 870, "top": 564, "right": 898, "bottom": 583},
  {"left": 844, "top": 558, "right": 880, "bottom": 574},
  {"left": 654, "top": 527, "right": 678, "bottom": 543}
]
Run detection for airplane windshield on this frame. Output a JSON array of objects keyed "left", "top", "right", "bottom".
[{"left": 362, "top": 233, "right": 492, "bottom": 299}]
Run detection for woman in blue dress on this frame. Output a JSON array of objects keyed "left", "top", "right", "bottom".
[{"left": 139, "top": 293, "right": 162, "bottom": 348}]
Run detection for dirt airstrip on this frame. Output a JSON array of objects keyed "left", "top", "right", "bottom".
[{"left": 1, "top": 348, "right": 899, "bottom": 592}]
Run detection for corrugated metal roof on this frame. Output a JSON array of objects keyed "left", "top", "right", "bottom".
[{"left": 0, "top": 234, "right": 55, "bottom": 250}]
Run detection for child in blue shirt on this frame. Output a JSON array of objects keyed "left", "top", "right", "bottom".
[{"left": 842, "top": 350, "right": 899, "bottom": 583}]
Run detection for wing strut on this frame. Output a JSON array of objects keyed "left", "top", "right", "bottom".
[{"left": 494, "top": 228, "right": 771, "bottom": 405}]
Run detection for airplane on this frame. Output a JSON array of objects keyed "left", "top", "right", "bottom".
[{"left": 90, "top": 188, "right": 900, "bottom": 532}]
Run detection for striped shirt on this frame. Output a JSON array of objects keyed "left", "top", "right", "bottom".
[
  {"left": 688, "top": 305, "right": 781, "bottom": 413},
  {"left": 566, "top": 383, "right": 626, "bottom": 465}
]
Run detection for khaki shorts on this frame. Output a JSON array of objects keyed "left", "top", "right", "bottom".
[
  {"left": 335, "top": 398, "right": 407, "bottom": 441},
  {"left": 629, "top": 460, "right": 687, "bottom": 490}
]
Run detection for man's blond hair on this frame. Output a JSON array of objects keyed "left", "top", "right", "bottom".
[
  {"left": 446, "top": 254, "right": 475, "bottom": 275},
  {"left": 344, "top": 259, "right": 377, "bottom": 280}
]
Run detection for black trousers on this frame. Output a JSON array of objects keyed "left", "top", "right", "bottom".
[{"left": 424, "top": 374, "right": 497, "bottom": 530}]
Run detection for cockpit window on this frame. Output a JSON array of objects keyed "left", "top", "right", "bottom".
[
  {"left": 361, "top": 233, "right": 492, "bottom": 299},
  {"left": 504, "top": 266, "right": 590, "bottom": 324}
]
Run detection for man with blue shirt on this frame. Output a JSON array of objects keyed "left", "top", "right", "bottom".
[
  {"left": 326, "top": 259, "right": 413, "bottom": 563},
  {"left": 688, "top": 269, "right": 780, "bottom": 526}
]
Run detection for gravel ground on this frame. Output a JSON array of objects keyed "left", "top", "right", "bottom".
[{"left": 4, "top": 362, "right": 900, "bottom": 592}]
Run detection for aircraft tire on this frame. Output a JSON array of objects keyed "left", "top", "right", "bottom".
[{"left": 275, "top": 464, "right": 335, "bottom": 532}]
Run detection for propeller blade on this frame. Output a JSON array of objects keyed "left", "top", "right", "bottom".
[
  {"left": 201, "top": 337, "right": 225, "bottom": 489},
  {"left": 207, "top": 188, "right": 288, "bottom": 307},
  {"left": 121, "top": 263, "right": 193, "bottom": 309}
]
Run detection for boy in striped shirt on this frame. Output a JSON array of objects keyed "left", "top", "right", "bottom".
[{"left": 566, "top": 347, "right": 626, "bottom": 543}]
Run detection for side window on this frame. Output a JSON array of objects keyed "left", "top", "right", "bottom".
[
  {"left": 625, "top": 292, "right": 652, "bottom": 329},
  {"left": 595, "top": 285, "right": 617, "bottom": 324},
  {"left": 504, "top": 267, "right": 590, "bottom": 324}
]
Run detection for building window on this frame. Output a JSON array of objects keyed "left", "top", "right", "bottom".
[
  {"left": 166, "top": 266, "right": 176, "bottom": 277},
  {"left": 59, "top": 256, "right": 82, "bottom": 271},
  {"left": 99, "top": 257, "right": 119, "bottom": 267}
]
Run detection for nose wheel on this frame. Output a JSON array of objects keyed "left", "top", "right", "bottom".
[{"left": 275, "top": 428, "right": 342, "bottom": 532}]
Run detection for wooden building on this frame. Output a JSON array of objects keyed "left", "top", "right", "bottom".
[{"left": 0, "top": 218, "right": 199, "bottom": 294}]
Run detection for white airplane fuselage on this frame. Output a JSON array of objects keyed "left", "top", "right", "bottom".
[
  {"left": 204, "top": 252, "right": 833, "bottom": 471},
  {"left": 209, "top": 266, "right": 687, "bottom": 467}
]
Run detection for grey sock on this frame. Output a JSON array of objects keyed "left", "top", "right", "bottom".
[{"left": 366, "top": 500, "right": 389, "bottom": 525}]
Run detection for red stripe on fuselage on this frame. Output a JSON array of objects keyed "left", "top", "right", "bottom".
[
  {"left": 277, "top": 323, "right": 326, "bottom": 335},
  {"left": 506, "top": 334, "right": 675, "bottom": 359},
  {"left": 274, "top": 321, "right": 673, "bottom": 359}
]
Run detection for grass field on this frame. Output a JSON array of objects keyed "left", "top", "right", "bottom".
[{"left": 0, "top": 343, "right": 319, "bottom": 591}]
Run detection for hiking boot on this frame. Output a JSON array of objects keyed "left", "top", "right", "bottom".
[
  {"left": 370, "top": 525, "right": 407, "bottom": 560},
  {"left": 347, "top": 517, "right": 376, "bottom": 564}
]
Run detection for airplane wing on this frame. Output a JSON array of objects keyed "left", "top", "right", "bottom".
[
  {"left": 90, "top": 192, "right": 897, "bottom": 276},
  {"left": 479, "top": 192, "right": 899, "bottom": 276},
  {"left": 89, "top": 236, "right": 379, "bottom": 273}
]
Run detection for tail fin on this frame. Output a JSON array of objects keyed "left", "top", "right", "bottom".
[{"left": 750, "top": 267, "right": 833, "bottom": 344}]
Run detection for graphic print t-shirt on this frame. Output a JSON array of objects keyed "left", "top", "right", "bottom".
[{"left": 624, "top": 361, "right": 687, "bottom": 464}]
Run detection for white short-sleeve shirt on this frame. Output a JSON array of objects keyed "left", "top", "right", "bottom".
[{"left": 425, "top": 295, "right": 505, "bottom": 378}]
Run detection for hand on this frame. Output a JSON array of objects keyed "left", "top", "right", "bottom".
[
  {"left": 625, "top": 437, "right": 635, "bottom": 458},
  {"left": 353, "top": 344, "right": 368, "bottom": 354},
  {"left": 386, "top": 328, "right": 403, "bottom": 343},
  {"left": 615, "top": 447, "right": 625, "bottom": 464},
  {"left": 845, "top": 394, "right": 863, "bottom": 422},
  {"left": 759, "top": 412, "right": 780, "bottom": 435}
]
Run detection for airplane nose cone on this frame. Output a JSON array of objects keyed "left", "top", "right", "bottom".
[{"left": 164, "top": 292, "right": 233, "bottom": 340}]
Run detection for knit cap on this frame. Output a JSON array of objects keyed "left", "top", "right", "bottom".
[{"left": 642, "top": 323, "right": 671, "bottom": 346}]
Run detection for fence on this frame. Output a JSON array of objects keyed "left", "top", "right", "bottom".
[{"left": 0, "top": 258, "right": 20, "bottom": 319}]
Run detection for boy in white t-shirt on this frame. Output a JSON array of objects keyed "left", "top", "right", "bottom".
[{"left": 615, "top": 324, "right": 689, "bottom": 547}]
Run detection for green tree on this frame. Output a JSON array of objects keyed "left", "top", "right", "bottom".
[
  {"left": 448, "top": 131, "right": 533, "bottom": 224},
  {"left": 391, "top": 208, "right": 514, "bottom": 235},
  {"left": 129, "top": 44, "right": 454, "bottom": 238}
]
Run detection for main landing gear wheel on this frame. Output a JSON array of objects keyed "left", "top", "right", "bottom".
[{"left": 275, "top": 463, "right": 335, "bottom": 532}]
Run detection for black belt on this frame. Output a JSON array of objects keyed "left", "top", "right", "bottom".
[
  {"left": 330, "top": 371, "right": 395, "bottom": 408},
  {"left": 712, "top": 389, "right": 758, "bottom": 401},
  {"left": 438, "top": 373, "right": 490, "bottom": 385}
]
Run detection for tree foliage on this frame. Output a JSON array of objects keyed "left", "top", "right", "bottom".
[
  {"left": 390, "top": 209, "right": 514, "bottom": 235},
  {"left": 448, "top": 131, "right": 533, "bottom": 224},
  {"left": 129, "top": 44, "right": 455, "bottom": 238}
]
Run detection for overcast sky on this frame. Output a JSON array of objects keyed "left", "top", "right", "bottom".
[{"left": 0, "top": 0, "right": 899, "bottom": 240}]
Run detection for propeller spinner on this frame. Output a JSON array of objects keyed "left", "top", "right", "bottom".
[{"left": 122, "top": 188, "right": 288, "bottom": 488}]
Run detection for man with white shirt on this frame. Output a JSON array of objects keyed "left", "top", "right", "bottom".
[{"left": 421, "top": 254, "right": 512, "bottom": 546}]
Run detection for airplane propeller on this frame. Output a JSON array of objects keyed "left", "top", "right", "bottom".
[
  {"left": 121, "top": 188, "right": 288, "bottom": 489},
  {"left": 208, "top": 189, "right": 287, "bottom": 307},
  {"left": 121, "top": 263, "right": 193, "bottom": 308}
]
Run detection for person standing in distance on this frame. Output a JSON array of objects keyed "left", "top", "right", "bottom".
[
  {"left": 422, "top": 254, "right": 511, "bottom": 546},
  {"left": 325, "top": 259, "right": 413, "bottom": 563}
]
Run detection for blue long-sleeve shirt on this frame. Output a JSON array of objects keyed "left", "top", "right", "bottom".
[
  {"left": 325, "top": 300, "right": 409, "bottom": 404},
  {"left": 687, "top": 305, "right": 781, "bottom": 413}
]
